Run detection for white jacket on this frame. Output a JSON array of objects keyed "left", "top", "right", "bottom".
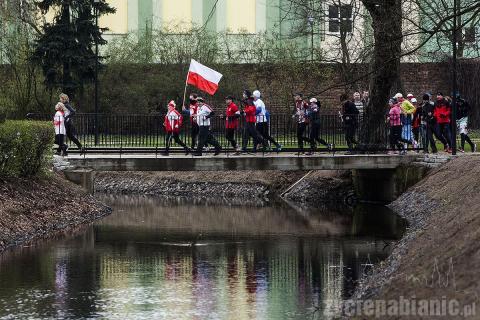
[
  {"left": 254, "top": 98, "right": 267, "bottom": 123},
  {"left": 197, "top": 104, "right": 213, "bottom": 126},
  {"left": 54, "top": 111, "right": 66, "bottom": 135}
]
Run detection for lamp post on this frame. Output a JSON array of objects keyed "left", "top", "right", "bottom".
[
  {"left": 451, "top": 0, "right": 458, "bottom": 155},
  {"left": 94, "top": 0, "right": 100, "bottom": 146},
  {"left": 307, "top": 16, "right": 314, "bottom": 61}
]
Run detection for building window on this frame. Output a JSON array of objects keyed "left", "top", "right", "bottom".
[
  {"left": 227, "top": 0, "right": 256, "bottom": 34},
  {"left": 328, "top": 4, "right": 352, "bottom": 33}
]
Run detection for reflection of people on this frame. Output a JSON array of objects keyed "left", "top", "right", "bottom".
[
  {"left": 53, "top": 102, "right": 68, "bottom": 156},
  {"left": 164, "top": 100, "right": 190, "bottom": 155}
]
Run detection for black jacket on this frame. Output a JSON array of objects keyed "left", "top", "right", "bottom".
[
  {"left": 421, "top": 101, "right": 435, "bottom": 125},
  {"left": 456, "top": 98, "right": 470, "bottom": 120},
  {"left": 64, "top": 102, "right": 76, "bottom": 123},
  {"left": 342, "top": 100, "right": 359, "bottom": 125}
]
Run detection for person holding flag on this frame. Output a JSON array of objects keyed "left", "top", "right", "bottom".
[
  {"left": 164, "top": 101, "right": 190, "bottom": 156},
  {"left": 182, "top": 93, "right": 200, "bottom": 149},
  {"left": 193, "top": 97, "right": 222, "bottom": 156}
]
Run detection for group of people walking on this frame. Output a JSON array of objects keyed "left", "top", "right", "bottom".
[
  {"left": 53, "top": 93, "right": 84, "bottom": 156},
  {"left": 165, "top": 90, "right": 335, "bottom": 156},
  {"left": 387, "top": 92, "right": 476, "bottom": 154},
  {"left": 53, "top": 89, "right": 475, "bottom": 156}
]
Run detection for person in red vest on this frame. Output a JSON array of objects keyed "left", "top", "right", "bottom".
[
  {"left": 241, "top": 90, "right": 267, "bottom": 153},
  {"left": 224, "top": 95, "right": 241, "bottom": 154},
  {"left": 164, "top": 100, "right": 190, "bottom": 155},
  {"left": 433, "top": 92, "right": 452, "bottom": 153}
]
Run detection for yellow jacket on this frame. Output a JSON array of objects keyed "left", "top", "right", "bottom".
[{"left": 400, "top": 100, "right": 416, "bottom": 115}]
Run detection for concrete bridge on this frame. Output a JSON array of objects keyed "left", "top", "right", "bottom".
[
  {"left": 67, "top": 153, "right": 419, "bottom": 172},
  {"left": 65, "top": 152, "right": 435, "bottom": 203}
]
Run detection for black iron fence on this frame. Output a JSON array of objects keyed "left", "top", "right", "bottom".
[{"left": 28, "top": 112, "right": 479, "bottom": 153}]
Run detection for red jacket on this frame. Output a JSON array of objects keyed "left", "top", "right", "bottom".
[
  {"left": 433, "top": 100, "right": 451, "bottom": 124},
  {"left": 244, "top": 105, "right": 256, "bottom": 123},
  {"left": 164, "top": 110, "right": 183, "bottom": 133},
  {"left": 225, "top": 102, "right": 239, "bottom": 129}
]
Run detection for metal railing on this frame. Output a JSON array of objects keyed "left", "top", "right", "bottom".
[{"left": 29, "top": 112, "right": 479, "bottom": 154}]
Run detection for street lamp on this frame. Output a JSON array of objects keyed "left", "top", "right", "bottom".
[
  {"left": 307, "top": 16, "right": 314, "bottom": 61},
  {"left": 94, "top": 0, "right": 100, "bottom": 146}
]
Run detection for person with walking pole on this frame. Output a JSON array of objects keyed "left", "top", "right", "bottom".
[
  {"left": 182, "top": 93, "right": 200, "bottom": 150},
  {"left": 163, "top": 101, "right": 190, "bottom": 156},
  {"left": 193, "top": 97, "right": 222, "bottom": 156},
  {"left": 60, "top": 93, "right": 85, "bottom": 154},
  {"left": 339, "top": 93, "right": 359, "bottom": 154},
  {"left": 292, "top": 93, "right": 314, "bottom": 154}
]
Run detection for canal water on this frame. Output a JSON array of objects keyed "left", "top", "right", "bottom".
[{"left": 0, "top": 196, "right": 406, "bottom": 320}]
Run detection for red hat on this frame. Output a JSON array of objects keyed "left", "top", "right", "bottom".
[{"left": 168, "top": 100, "right": 176, "bottom": 108}]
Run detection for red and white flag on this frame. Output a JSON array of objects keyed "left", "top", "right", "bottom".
[{"left": 187, "top": 59, "right": 223, "bottom": 95}]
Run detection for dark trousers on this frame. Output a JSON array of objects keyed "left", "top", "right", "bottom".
[
  {"left": 297, "top": 122, "right": 313, "bottom": 151},
  {"left": 55, "top": 134, "right": 67, "bottom": 155},
  {"left": 65, "top": 121, "right": 82, "bottom": 149},
  {"left": 344, "top": 124, "right": 357, "bottom": 151},
  {"left": 461, "top": 133, "right": 474, "bottom": 150},
  {"left": 309, "top": 122, "right": 329, "bottom": 149},
  {"left": 165, "top": 132, "right": 188, "bottom": 152},
  {"left": 256, "top": 122, "right": 280, "bottom": 148},
  {"left": 197, "top": 126, "right": 221, "bottom": 153},
  {"left": 225, "top": 128, "right": 237, "bottom": 148},
  {"left": 242, "top": 122, "right": 267, "bottom": 151},
  {"left": 425, "top": 124, "right": 438, "bottom": 153},
  {"left": 389, "top": 126, "right": 404, "bottom": 151},
  {"left": 436, "top": 123, "right": 452, "bottom": 148},
  {"left": 191, "top": 122, "right": 199, "bottom": 149}
]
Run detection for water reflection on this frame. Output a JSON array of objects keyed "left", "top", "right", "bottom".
[{"left": 0, "top": 196, "right": 405, "bottom": 320}]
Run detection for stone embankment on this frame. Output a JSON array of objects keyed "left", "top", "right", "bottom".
[{"left": 349, "top": 155, "right": 480, "bottom": 319}]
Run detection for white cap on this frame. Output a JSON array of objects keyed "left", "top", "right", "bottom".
[
  {"left": 394, "top": 93, "right": 403, "bottom": 99},
  {"left": 309, "top": 98, "right": 317, "bottom": 103},
  {"left": 252, "top": 90, "right": 261, "bottom": 98},
  {"left": 411, "top": 98, "right": 417, "bottom": 103},
  {"left": 407, "top": 93, "right": 414, "bottom": 98}
]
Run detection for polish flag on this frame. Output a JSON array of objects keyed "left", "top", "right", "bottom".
[{"left": 187, "top": 59, "right": 223, "bottom": 95}]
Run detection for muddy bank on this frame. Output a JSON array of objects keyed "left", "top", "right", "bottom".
[
  {"left": 350, "top": 155, "right": 480, "bottom": 318},
  {"left": 95, "top": 170, "right": 354, "bottom": 206},
  {"left": 0, "top": 174, "right": 111, "bottom": 253}
]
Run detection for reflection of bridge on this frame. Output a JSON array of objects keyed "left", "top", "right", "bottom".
[{"left": 68, "top": 153, "right": 418, "bottom": 171}]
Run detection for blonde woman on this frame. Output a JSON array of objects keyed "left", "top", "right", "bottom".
[
  {"left": 54, "top": 102, "right": 68, "bottom": 156},
  {"left": 60, "top": 93, "right": 85, "bottom": 154}
]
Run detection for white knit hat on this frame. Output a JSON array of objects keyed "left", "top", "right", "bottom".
[
  {"left": 394, "top": 93, "right": 403, "bottom": 99},
  {"left": 252, "top": 90, "right": 261, "bottom": 98},
  {"left": 309, "top": 98, "right": 317, "bottom": 103}
]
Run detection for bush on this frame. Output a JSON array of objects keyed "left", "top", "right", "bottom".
[{"left": 0, "top": 120, "right": 54, "bottom": 177}]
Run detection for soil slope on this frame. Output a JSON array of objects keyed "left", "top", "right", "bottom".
[
  {"left": 352, "top": 155, "right": 480, "bottom": 319},
  {"left": 0, "top": 174, "right": 111, "bottom": 253}
]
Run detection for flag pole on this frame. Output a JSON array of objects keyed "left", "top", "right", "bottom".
[{"left": 182, "top": 71, "right": 189, "bottom": 110}]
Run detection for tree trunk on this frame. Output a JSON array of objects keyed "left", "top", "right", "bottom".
[{"left": 360, "top": 0, "right": 403, "bottom": 149}]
